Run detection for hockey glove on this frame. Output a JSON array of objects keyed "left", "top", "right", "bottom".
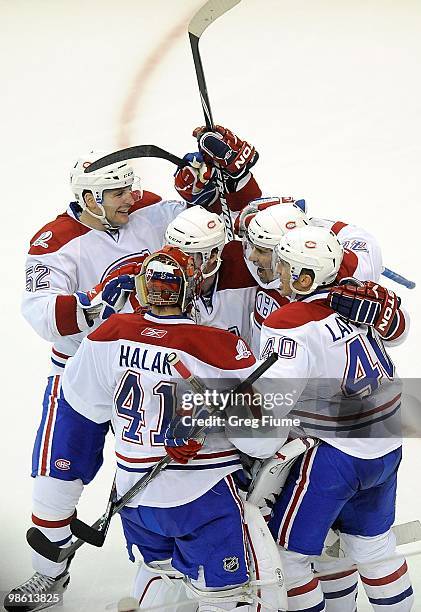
[
  {"left": 327, "top": 279, "right": 401, "bottom": 337},
  {"left": 164, "top": 411, "right": 205, "bottom": 464},
  {"left": 75, "top": 263, "right": 140, "bottom": 323},
  {"left": 174, "top": 152, "right": 218, "bottom": 207},
  {"left": 193, "top": 125, "right": 259, "bottom": 191}
]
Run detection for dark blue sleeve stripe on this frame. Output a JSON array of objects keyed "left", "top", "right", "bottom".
[{"left": 51, "top": 358, "right": 65, "bottom": 368}]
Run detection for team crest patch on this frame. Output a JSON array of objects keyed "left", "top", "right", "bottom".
[
  {"left": 235, "top": 339, "right": 252, "bottom": 360},
  {"left": 223, "top": 556, "right": 240, "bottom": 573},
  {"left": 141, "top": 327, "right": 167, "bottom": 338},
  {"left": 32, "top": 230, "right": 52, "bottom": 249},
  {"left": 55, "top": 459, "right": 71, "bottom": 471}
]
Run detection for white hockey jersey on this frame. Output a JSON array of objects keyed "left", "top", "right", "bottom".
[
  {"left": 61, "top": 311, "right": 262, "bottom": 507},
  {"left": 196, "top": 241, "right": 258, "bottom": 342},
  {"left": 258, "top": 292, "right": 405, "bottom": 459},
  {"left": 249, "top": 218, "right": 384, "bottom": 355},
  {"left": 22, "top": 194, "right": 185, "bottom": 375},
  {"left": 309, "top": 217, "right": 383, "bottom": 282}
]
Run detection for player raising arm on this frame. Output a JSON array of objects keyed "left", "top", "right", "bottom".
[{"left": 256, "top": 226, "right": 413, "bottom": 611}]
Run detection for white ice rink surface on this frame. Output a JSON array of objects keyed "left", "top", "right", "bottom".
[{"left": 1, "top": 0, "right": 421, "bottom": 609}]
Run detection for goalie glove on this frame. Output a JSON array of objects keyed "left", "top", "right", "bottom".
[
  {"left": 327, "top": 279, "right": 401, "bottom": 338},
  {"left": 193, "top": 124, "right": 259, "bottom": 191},
  {"left": 174, "top": 152, "right": 217, "bottom": 207},
  {"left": 75, "top": 263, "right": 140, "bottom": 323}
]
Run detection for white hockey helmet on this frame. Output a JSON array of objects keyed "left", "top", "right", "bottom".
[
  {"left": 164, "top": 206, "right": 226, "bottom": 279},
  {"left": 274, "top": 225, "right": 344, "bottom": 295},
  {"left": 247, "top": 203, "right": 309, "bottom": 250},
  {"left": 135, "top": 246, "right": 199, "bottom": 314},
  {"left": 243, "top": 203, "right": 309, "bottom": 288},
  {"left": 70, "top": 151, "right": 139, "bottom": 229}
]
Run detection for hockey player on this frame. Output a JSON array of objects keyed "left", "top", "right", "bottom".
[
  {"left": 5, "top": 153, "right": 185, "bottom": 611},
  {"left": 256, "top": 225, "right": 413, "bottom": 611},
  {"left": 6, "top": 125, "right": 261, "bottom": 611},
  {"left": 32, "top": 246, "right": 287, "bottom": 611},
  {"left": 164, "top": 205, "right": 258, "bottom": 339},
  {"left": 237, "top": 197, "right": 384, "bottom": 355}
]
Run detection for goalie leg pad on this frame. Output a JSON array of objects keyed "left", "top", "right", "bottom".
[
  {"left": 133, "top": 559, "right": 197, "bottom": 611},
  {"left": 183, "top": 500, "right": 287, "bottom": 611},
  {"left": 243, "top": 501, "right": 287, "bottom": 611},
  {"left": 341, "top": 530, "right": 414, "bottom": 611},
  {"left": 247, "top": 437, "right": 318, "bottom": 508}
]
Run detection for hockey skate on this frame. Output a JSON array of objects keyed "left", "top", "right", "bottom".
[{"left": 3, "top": 565, "right": 70, "bottom": 612}]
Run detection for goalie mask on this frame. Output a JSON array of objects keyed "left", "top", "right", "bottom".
[
  {"left": 273, "top": 226, "right": 343, "bottom": 295},
  {"left": 70, "top": 151, "right": 142, "bottom": 230},
  {"left": 165, "top": 206, "right": 226, "bottom": 279},
  {"left": 243, "top": 202, "right": 309, "bottom": 288},
  {"left": 135, "top": 246, "right": 201, "bottom": 314}
]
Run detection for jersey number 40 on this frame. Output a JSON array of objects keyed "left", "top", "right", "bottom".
[{"left": 343, "top": 330, "right": 394, "bottom": 397}]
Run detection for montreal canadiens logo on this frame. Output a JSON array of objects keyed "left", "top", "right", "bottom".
[
  {"left": 55, "top": 459, "right": 71, "bottom": 471},
  {"left": 305, "top": 240, "right": 317, "bottom": 248},
  {"left": 101, "top": 252, "right": 150, "bottom": 282}
]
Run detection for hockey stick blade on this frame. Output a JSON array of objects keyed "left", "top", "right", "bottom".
[
  {"left": 188, "top": 1, "right": 242, "bottom": 241},
  {"left": 70, "top": 475, "right": 117, "bottom": 546},
  {"left": 26, "top": 528, "right": 75, "bottom": 564},
  {"left": 70, "top": 517, "right": 108, "bottom": 547},
  {"left": 66, "top": 455, "right": 172, "bottom": 547},
  {"left": 382, "top": 267, "right": 416, "bottom": 289},
  {"left": 84, "top": 145, "right": 187, "bottom": 173},
  {"left": 188, "top": 0, "right": 241, "bottom": 39}
]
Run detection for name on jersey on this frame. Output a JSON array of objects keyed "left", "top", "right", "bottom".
[
  {"left": 325, "top": 316, "right": 354, "bottom": 342},
  {"left": 119, "top": 344, "right": 173, "bottom": 375}
]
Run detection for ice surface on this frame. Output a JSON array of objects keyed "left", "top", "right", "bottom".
[{"left": 1, "top": 1, "right": 420, "bottom": 609}]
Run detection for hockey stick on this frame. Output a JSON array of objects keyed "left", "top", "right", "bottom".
[
  {"left": 188, "top": 0, "right": 242, "bottom": 241},
  {"left": 70, "top": 351, "right": 276, "bottom": 545},
  {"left": 83, "top": 145, "right": 188, "bottom": 173},
  {"left": 382, "top": 267, "right": 416, "bottom": 289},
  {"left": 26, "top": 352, "right": 277, "bottom": 561}
]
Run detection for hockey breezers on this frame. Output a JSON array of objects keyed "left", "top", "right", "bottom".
[{"left": 26, "top": 352, "right": 277, "bottom": 563}]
